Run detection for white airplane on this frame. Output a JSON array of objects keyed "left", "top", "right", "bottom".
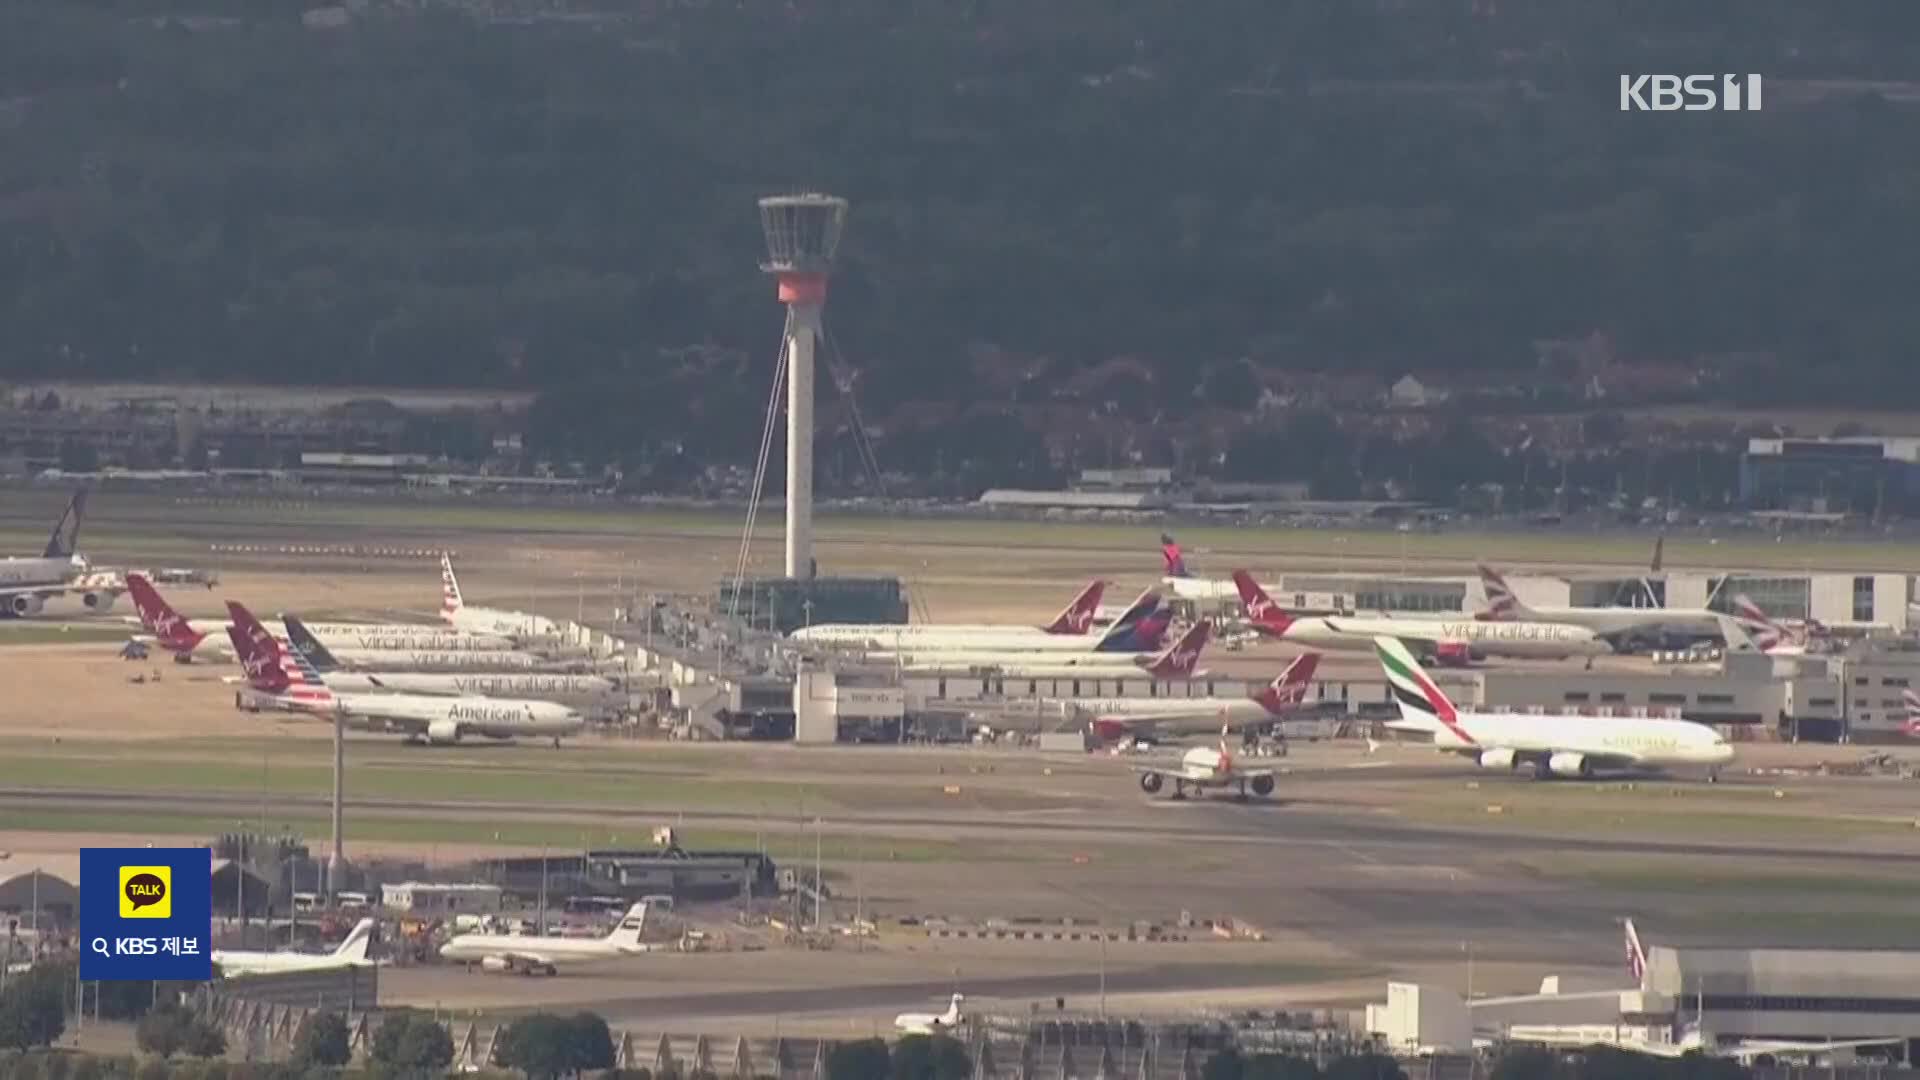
[
  {"left": 1133, "top": 728, "right": 1277, "bottom": 800},
  {"left": 227, "top": 604, "right": 586, "bottom": 747},
  {"left": 894, "top": 994, "right": 965, "bottom": 1035},
  {"left": 214, "top": 918, "right": 376, "bottom": 977},
  {"left": 1477, "top": 564, "right": 1723, "bottom": 644},
  {"left": 1072, "top": 652, "right": 1320, "bottom": 742},
  {"left": 284, "top": 616, "right": 618, "bottom": 698},
  {"left": 125, "top": 575, "right": 515, "bottom": 662},
  {"left": 442, "top": 555, "right": 561, "bottom": 640},
  {"left": 1902, "top": 690, "right": 1920, "bottom": 737},
  {"left": 0, "top": 490, "right": 89, "bottom": 617},
  {"left": 439, "top": 902, "right": 654, "bottom": 974},
  {"left": 1158, "top": 534, "right": 1276, "bottom": 605},
  {"left": 791, "top": 581, "right": 1107, "bottom": 648},
  {"left": 1374, "top": 636, "right": 1735, "bottom": 780},
  {"left": 837, "top": 588, "right": 1167, "bottom": 656},
  {"left": 1236, "top": 572, "right": 1607, "bottom": 664},
  {"left": 892, "top": 618, "right": 1206, "bottom": 679},
  {"left": 1727, "top": 595, "right": 1817, "bottom": 656}
]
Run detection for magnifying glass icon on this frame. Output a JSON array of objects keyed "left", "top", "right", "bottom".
[{"left": 90, "top": 937, "right": 110, "bottom": 957}]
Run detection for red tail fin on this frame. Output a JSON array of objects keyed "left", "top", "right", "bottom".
[
  {"left": 126, "top": 574, "right": 206, "bottom": 654},
  {"left": 1476, "top": 564, "right": 1520, "bottom": 621},
  {"left": 1160, "top": 534, "right": 1190, "bottom": 578},
  {"left": 1043, "top": 580, "right": 1107, "bottom": 635},
  {"left": 1255, "top": 652, "right": 1320, "bottom": 715},
  {"left": 1139, "top": 620, "right": 1210, "bottom": 679},
  {"left": 1903, "top": 690, "right": 1920, "bottom": 737},
  {"left": 224, "top": 603, "right": 290, "bottom": 693},
  {"left": 1231, "top": 571, "right": 1293, "bottom": 636}
]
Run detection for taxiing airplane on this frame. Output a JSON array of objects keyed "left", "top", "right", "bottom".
[
  {"left": 227, "top": 603, "right": 586, "bottom": 746},
  {"left": 895, "top": 994, "right": 965, "bottom": 1035},
  {"left": 790, "top": 580, "right": 1107, "bottom": 648},
  {"left": 1132, "top": 728, "right": 1277, "bottom": 800},
  {"left": 1477, "top": 564, "right": 1723, "bottom": 645},
  {"left": 285, "top": 616, "right": 618, "bottom": 698},
  {"left": 1072, "top": 652, "right": 1320, "bottom": 742},
  {"left": 1375, "top": 636, "right": 1734, "bottom": 780},
  {"left": 442, "top": 554, "right": 561, "bottom": 640},
  {"left": 0, "top": 490, "right": 89, "bottom": 617},
  {"left": 214, "top": 918, "right": 376, "bottom": 977},
  {"left": 439, "top": 902, "right": 654, "bottom": 974},
  {"left": 1237, "top": 572, "right": 1607, "bottom": 664}
]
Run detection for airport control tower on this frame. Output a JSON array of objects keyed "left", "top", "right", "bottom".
[{"left": 758, "top": 193, "right": 848, "bottom": 580}]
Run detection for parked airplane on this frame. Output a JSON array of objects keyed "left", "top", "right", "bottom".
[
  {"left": 1071, "top": 652, "right": 1320, "bottom": 742},
  {"left": 1133, "top": 729, "right": 1277, "bottom": 800},
  {"left": 285, "top": 617, "right": 619, "bottom": 698},
  {"left": 864, "top": 589, "right": 1172, "bottom": 661},
  {"left": 883, "top": 606, "right": 1190, "bottom": 674},
  {"left": 1157, "top": 534, "right": 1244, "bottom": 604},
  {"left": 826, "top": 587, "right": 1162, "bottom": 655},
  {"left": 127, "top": 574, "right": 515, "bottom": 661},
  {"left": 1476, "top": 564, "right": 1723, "bottom": 644},
  {"left": 1374, "top": 636, "right": 1734, "bottom": 780},
  {"left": 1728, "top": 595, "right": 1821, "bottom": 656},
  {"left": 0, "top": 490, "right": 89, "bottom": 617},
  {"left": 790, "top": 580, "right": 1107, "bottom": 647},
  {"left": 439, "top": 902, "right": 654, "bottom": 974},
  {"left": 895, "top": 994, "right": 965, "bottom": 1035},
  {"left": 1236, "top": 572, "right": 1607, "bottom": 664},
  {"left": 442, "top": 555, "right": 561, "bottom": 640},
  {"left": 213, "top": 918, "right": 376, "bottom": 977},
  {"left": 227, "top": 604, "right": 587, "bottom": 746}
]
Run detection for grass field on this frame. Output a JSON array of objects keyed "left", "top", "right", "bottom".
[{"left": 0, "top": 624, "right": 136, "bottom": 646}]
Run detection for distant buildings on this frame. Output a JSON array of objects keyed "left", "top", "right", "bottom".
[{"left": 1740, "top": 436, "right": 1920, "bottom": 515}]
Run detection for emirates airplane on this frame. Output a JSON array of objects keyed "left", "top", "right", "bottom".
[
  {"left": 226, "top": 603, "right": 586, "bottom": 746},
  {"left": 1235, "top": 572, "right": 1608, "bottom": 665}
]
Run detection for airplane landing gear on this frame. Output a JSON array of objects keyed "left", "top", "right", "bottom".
[{"left": 1171, "top": 779, "right": 1187, "bottom": 801}]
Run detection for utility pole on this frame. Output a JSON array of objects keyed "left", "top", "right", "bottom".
[{"left": 813, "top": 817, "right": 822, "bottom": 931}]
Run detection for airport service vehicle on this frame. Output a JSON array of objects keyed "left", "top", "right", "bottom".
[
  {"left": 0, "top": 490, "right": 89, "bottom": 617},
  {"left": 439, "top": 902, "right": 653, "bottom": 974},
  {"left": 822, "top": 588, "right": 1166, "bottom": 656},
  {"left": 1158, "top": 534, "right": 1269, "bottom": 605},
  {"left": 1236, "top": 572, "right": 1608, "bottom": 664},
  {"left": 887, "top": 615, "right": 1200, "bottom": 677},
  {"left": 127, "top": 574, "right": 515, "bottom": 661},
  {"left": 1070, "top": 652, "right": 1319, "bottom": 742},
  {"left": 1132, "top": 730, "right": 1277, "bottom": 800},
  {"left": 895, "top": 994, "right": 965, "bottom": 1035},
  {"left": 441, "top": 555, "right": 561, "bottom": 640},
  {"left": 284, "top": 616, "right": 618, "bottom": 698},
  {"left": 226, "top": 604, "right": 586, "bottom": 746},
  {"left": 213, "top": 918, "right": 376, "bottom": 977},
  {"left": 790, "top": 580, "right": 1106, "bottom": 648},
  {"left": 1476, "top": 564, "right": 1723, "bottom": 644},
  {"left": 1374, "top": 636, "right": 1735, "bottom": 780}
]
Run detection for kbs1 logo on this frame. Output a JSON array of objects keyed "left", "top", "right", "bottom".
[{"left": 1620, "top": 74, "right": 1763, "bottom": 112}]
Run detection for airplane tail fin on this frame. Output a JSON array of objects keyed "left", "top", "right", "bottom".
[
  {"left": 608, "top": 902, "right": 650, "bottom": 947},
  {"left": 1231, "top": 570, "right": 1294, "bottom": 635},
  {"left": 1625, "top": 918, "right": 1648, "bottom": 984},
  {"left": 1138, "top": 620, "right": 1210, "bottom": 679},
  {"left": 1160, "top": 534, "right": 1191, "bottom": 578},
  {"left": 224, "top": 604, "right": 291, "bottom": 694},
  {"left": 43, "top": 488, "right": 87, "bottom": 561},
  {"left": 1093, "top": 589, "right": 1164, "bottom": 652},
  {"left": 1374, "top": 636, "right": 1475, "bottom": 748},
  {"left": 1723, "top": 600, "right": 1779, "bottom": 654},
  {"left": 1650, "top": 536, "right": 1665, "bottom": 574},
  {"left": 1043, "top": 580, "right": 1107, "bottom": 635},
  {"left": 125, "top": 574, "right": 205, "bottom": 653},
  {"left": 943, "top": 993, "right": 965, "bottom": 1024},
  {"left": 1475, "top": 564, "right": 1529, "bottom": 621},
  {"left": 1255, "top": 652, "right": 1320, "bottom": 715},
  {"left": 1903, "top": 690, "right": 1920, "bottom": 737},
  {"left": 283, "top": 616, "right": 344, "bottom": 673},
  {"left": 440, "top": 553, "right": 464, "bottom": 623},
  {"left": 332, "top": 918, "right": 377, "bottom": 962}
]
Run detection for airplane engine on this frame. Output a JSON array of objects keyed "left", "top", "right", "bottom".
[
  {"left": 1548, "top": 751, "right": 1591, "bottom": 779},
  {"left": 1250, "top": 774, "right": 1275, "bottom": 797},
  {"left": 1430, "top": 642, "right": 1472, "bottom": 667},
  {"left": 479, "top": 956, "right": 513, "bottom": 973},
  {"left": 7, "top": 594, "right": 45, "bottom": 617},
  {"left": 1138, "top": 771, "right": 1164, "bottom": 794},
  {"left": 1477, "top": 748, "right": 1517, "bottom": 770},
  {"left": 427, "top": 719, "right": 462, "bottom": 745},
  {"left": 81, "top": 590, "right": 118, "bottom": 613}
]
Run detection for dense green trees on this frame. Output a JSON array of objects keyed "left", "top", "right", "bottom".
[{"left": 492, "top": 1011, "right": 614, "bottom": 1079}]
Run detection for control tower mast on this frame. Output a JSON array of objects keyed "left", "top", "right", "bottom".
[{"left": 758, "top": 194, "right": 848, "bottom": 580}]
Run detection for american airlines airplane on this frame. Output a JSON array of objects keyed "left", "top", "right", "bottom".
[
  {"left": 0, "top": 490, "right": 89, "bottom": 617},
  {"left": 1069, "top": 652, "right": 1319, "bottom": 742},
  {"left": 1374, "top": 636, "right": 1734, "bottom": 780},
  {"left": 439, "top": 902, "right": 654, "bottom": 974},
  {"left": 284, "top": 616, "right": 619, "bottom": 699},
  {"left": 441, "top": 555, "right": 561, "bottom": 640},
  {"left": 790, "top": 580, "right": 1107, "bottom": 648},
  {"left": 1236, "top": 572, "right": 1608, "bottom": 664},
  {"left": 214, "top": 918, "right": 376, "bottom": 977},
  {"left": 226, "top": 603, "right": 586, "bottom": 746}
]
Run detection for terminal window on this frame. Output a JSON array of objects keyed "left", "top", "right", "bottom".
[
  {"left": 1696, "top": 693, "right": 1735, "bottom": 705},
  {"left": 1649, "top": 693, "right": 1687, "bottom": 705},
  {"left": 1855, "top": 575, "right": 1876, "bottom": 622},
  {"left": 1883, "top": 677, "right": 1910, "bottom": 687},
  {"left": 1562, "top": 692, "right": 1590, "bottom": 703},
  {"left": 1600, "top": 692, "right": 1627, "bottom": 703}
]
